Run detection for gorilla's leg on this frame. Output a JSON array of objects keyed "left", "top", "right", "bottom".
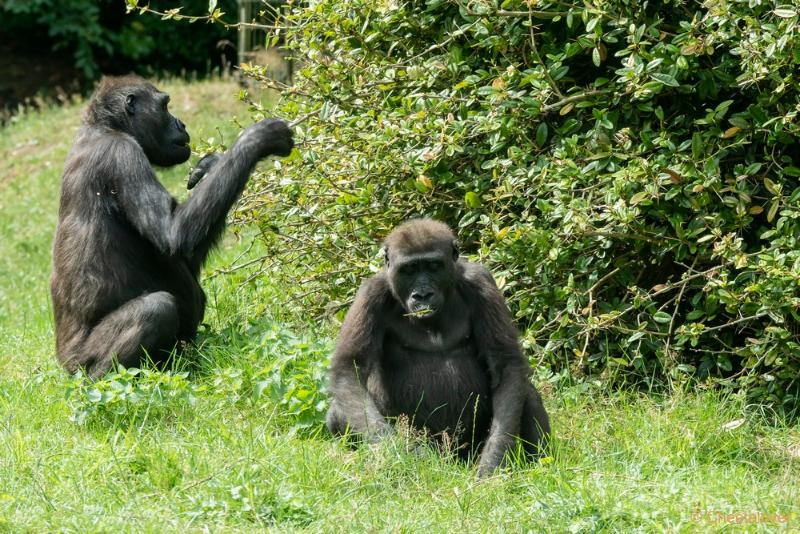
[
  {"left": 62, "top": 291, "right": 179, "bottom": 379},
  {"left": 325, "top": 395, "right": 390, "bottom": 441},
  {"left": 519, "top": 383, "right": 551, "bottom": 456},
  {"left": 325, "top": 400, "right": 348, "bottom": 436}
]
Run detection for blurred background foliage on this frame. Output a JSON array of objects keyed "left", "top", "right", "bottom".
[
  {"left": 236, "top": 0, "right": 800, "bottom": 413},
  {"left": 0, "top": 0, "right": 237, "bottom": 81}
]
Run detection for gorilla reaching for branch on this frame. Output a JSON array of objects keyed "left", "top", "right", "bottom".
[
  {"left": 51, "top": 75, "right": 293, "bottom": 378},
  {"left": 326, "top": 219, "right": 550, "bottom": 477}
]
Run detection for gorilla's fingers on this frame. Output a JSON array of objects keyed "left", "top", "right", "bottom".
[{"left": 187, "top": 153, "right": 221, "bottom": 189}]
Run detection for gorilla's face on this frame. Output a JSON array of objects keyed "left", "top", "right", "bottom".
[
  {"left": 127, "top": 85, "right": 191, "bottom": 167},
  {"left": 387, "top": 248, "right": 456, "bottom": 320}
]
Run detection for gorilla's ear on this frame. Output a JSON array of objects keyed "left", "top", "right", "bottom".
[
  {"left": 381, "top": 245, "right": 389, "bottom": 267},
  {"left": 125, "top": 94, "right": 136, "bottom": 115},
  {"left": 452, "top": 241, "right": 459, "bottom": 261}
]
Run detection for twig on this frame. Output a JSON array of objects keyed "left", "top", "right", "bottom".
[
  {"left": 664, "top": 256, "right": 697, "bottom": 366},
  {"left": 583, "top": 230, "right": 677, "bottom": 244},
  {"left": 405, "top": 20, "right": 481, "bottom": 64},
  {"left": 129, "top": 4, "right": 289, "bottom": 32},
  {"left": 542, "top": 90, "right": 609, "bottom": 113},
  {"left": 289, "top": 108, "right": 322, "bottom": 128},
  {"left": 462, "top": 7, "right": 565, "bottom": 19},
  {"left": 584, "top": 267, "right": 621, "bottom": 297},
  {"left": 700, "top": 313, "right": 769, "bottom": 334},
  {"left": 577, "top": 267, "right": 620, "bottom": 364},
  {"left": 527, "top": 10, "right": 563, "bottom": 98},
  {"left": 496, "top": 10, "right": 565, "bottom": 18}
]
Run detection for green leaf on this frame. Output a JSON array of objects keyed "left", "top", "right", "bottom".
[
  {"left": 773, "top": 8, "right": 797, "bottom": 18},
  {"left": 651, "top": 73, "right": 679, "bottom": 87},
  {"left": 729, "top": 116, "right": 750, "bottom": 129},
  {"left": 691, "top": 132, "right": 703, "bottom": 159},
  {"left": 764, "top": 177, "right": 780, "bottom": 196},
  {"left": 536, "top": 123, "right": 548, "bottom": 147},
  {"left": 464, "top": 191, "right": 481, "bottom": 209},
  {"left": 767, "top": 199, "right": 780, "bottom": 222},
  {"left": 208, "top": 0, "right": 217, "bottom": 14},
  {"left": 630, "top": 191, "right": 649, "bottom": 205},
  {"left": 744, "top": 163, "right": 762, "bottom": 175},
  {"left": 686, "top": 310, "right": 705, "bottom": 321},
  {"left": 653, "top": 311, "right": 672, "bottom": 324}
]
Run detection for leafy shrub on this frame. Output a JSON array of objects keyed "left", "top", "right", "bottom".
[{"left": 238, "top": 0, "right": 800, "bottom": 411}]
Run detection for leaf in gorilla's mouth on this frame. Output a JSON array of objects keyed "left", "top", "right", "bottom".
[{"left": 404, "top": 307, "right": 435, "bottom": 318}]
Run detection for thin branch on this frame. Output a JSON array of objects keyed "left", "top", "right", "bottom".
[
  {"left": 700, "top": 313, "right": 769, "bottom": 334},
  {"left": 463, "top": 8, "right": 565, "bottom": 19},
  {"left": 527, "top": 10, "right": 563, "bottom": 98},
  {"left": 664, "top": 256, "right": 697, "bottom": 364},
  {"left": 582, "top": 230, "right": 661, "bottom": 244},
  {"left": 394, "top": 19, "right": 482, "bottom": 66},
  {"left": 289, "top": 108, "right": 322, "bottom": 128},
  {"left": 542, "top": 90, "right": 609, "bottom": 113},
  {"left": 130, "top": 4, "right": 290, "bottom": 30},
  {"left": 497, "top": 10, "right": 562, "bottom": 18},
  {"left": 584, "top": 267, "right": 621, "bottom": 297}
]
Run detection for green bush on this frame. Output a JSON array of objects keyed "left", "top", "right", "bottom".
[{"left": 239, "top": 0, "right": 800, "bottom": 411}]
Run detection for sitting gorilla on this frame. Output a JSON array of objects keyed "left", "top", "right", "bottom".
[
  {"left": 326, "top": 219, "right": 550, "bottom": 476},
  {"left": 51, "top": 75, "right": 293, "bottom": 378}
]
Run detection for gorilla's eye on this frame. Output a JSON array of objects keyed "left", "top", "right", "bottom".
[
  {"left": 399, "top": 264, "right": 417, "bottom": 276},
  {"left": 426, "top": 260, "right": 443, "bottom": 272}
]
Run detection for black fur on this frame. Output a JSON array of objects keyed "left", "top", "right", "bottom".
[
  {"left": 326, "top": 219, "right": 550, "bottom": 477},
  {"left": 51, "top": 75, "right": 293, "bottom": 378}
]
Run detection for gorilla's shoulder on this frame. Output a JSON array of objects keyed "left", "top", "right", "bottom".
[
  {"left": 345, "top": 272, "right": 393, "bottom": 319},
  {"left": 78, "top": 125, "right": 135, "bottom": 147},
  {"left": 356, "top": 271, "right": 391, "bottom": 299},
  {"left": 69, "top": 127, "right": 146, "bottom": 171},
  {"left": 458, "top": 260, "right": 498, "bottom": 289}
]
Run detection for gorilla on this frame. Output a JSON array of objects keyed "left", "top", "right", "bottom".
[
  {"left": 326, "top": 219, "right": 550, "bottom": 477},
  {"left": 51, "top": 75, "right": 293, "bottom": 378}
]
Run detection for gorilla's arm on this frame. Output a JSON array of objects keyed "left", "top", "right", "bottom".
[
  {"left": 461, "top": 262, "right": 530, "bottom": 477},
  {"left": 328, "top": 275, "right": 392, "bottom": 439},
  {"left": 114, "top": 119, "right": 292, "bottom": 268}
]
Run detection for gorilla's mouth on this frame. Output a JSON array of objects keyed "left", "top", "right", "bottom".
[
  {"left": 172, "top": 133, "right": 191, "bottom": 148},
  {"left": 405, "top": 304, "right": 437, "bottom": 319}
]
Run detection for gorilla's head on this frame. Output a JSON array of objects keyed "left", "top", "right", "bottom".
[
  {"left": 383, "top": 219, "right": 459, "bottom": 319},
  {"left": 85, "top": 75, "right": 191, "bottom": 167}
]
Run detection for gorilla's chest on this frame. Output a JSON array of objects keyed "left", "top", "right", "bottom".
[{"left": 380, "top": 320, "right": 491, "bottom": 441}]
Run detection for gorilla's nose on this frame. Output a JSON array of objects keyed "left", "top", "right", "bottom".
[{"left": 411, "top": 290, "right": 434, "bottom": 303}]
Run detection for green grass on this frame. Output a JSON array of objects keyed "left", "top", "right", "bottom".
[{"left": 1, "top": 79, "right": 799, "bottom": 533}]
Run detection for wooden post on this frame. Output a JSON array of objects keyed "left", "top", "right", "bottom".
[{"left": 237, "top": 0, "right": 247, "bottom": 66}]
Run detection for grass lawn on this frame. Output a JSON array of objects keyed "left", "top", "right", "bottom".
[{"left": 0, "top": 79, "right": 798, "bottom": 533}]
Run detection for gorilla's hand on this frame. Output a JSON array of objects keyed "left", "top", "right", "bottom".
[
  {"left": 187, "top": 153, "right": 221, "bottom": 190},
  {"left": 247, "top": 118, "right": 294, "bottom": 158}
]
